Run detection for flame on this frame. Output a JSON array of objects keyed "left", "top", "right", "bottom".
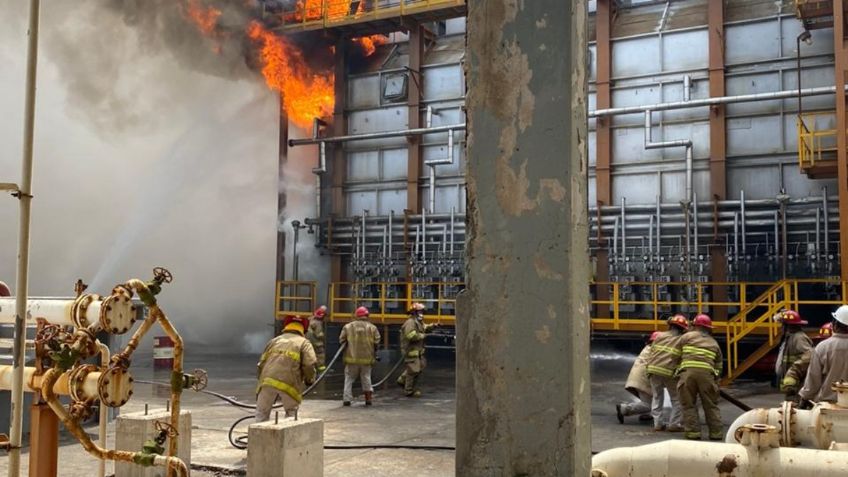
[
  {"left": 246, "top": 21, "right": 335, "bottom": 127},
  {"left": 295, "top": 0, "right": 363, "bottom": 21},
  {"left": 351, "top": 35, "right": 387, "bottom": 57},
  {"left": 184, "top": 0, "right": 222, "bottom": 36}
]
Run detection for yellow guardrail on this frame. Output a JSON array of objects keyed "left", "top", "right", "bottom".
[
  {"left": 328, "top": 281, "right": 462, "bottom": 324},
  {"left": 275, "top": 281, "right": 318, "bottom": 321},
  {"left": 798, "top": 112, "right": 839, "bottom": 170},
  {"left": 275, "top": 0, "right": 466, "bottom": 31}
]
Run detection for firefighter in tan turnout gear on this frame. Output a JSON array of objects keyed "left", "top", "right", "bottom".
[
  {"left": 398, "top": 303, "right": 437, "bottom": 397},
  {"left": 307, "top": 305, "right": 328, "bottom": 372},
  {"left": 773, "top": 309, "right": 813, "bottom": 402},
  {"left": 677, "top": 313, "right": 724, "bottom": 440},
  {"left": 645, "top": 314, "right": 688, "bottom": 432},
  {"left": 340, "top": 306, "right": 381, "bottom": 406},
  {"left": 616, "top": 331, "right": 660, "bottom": 424},
  {"left": 255, "top": 315, "right": 317, "bottom": 421}
]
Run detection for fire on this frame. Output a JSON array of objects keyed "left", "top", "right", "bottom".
[
  {"left": 184, "top": 0, "right": 222, "bottom": 36},
  {"left": 352, "top": 35, "right": 387, "bottom": 57},
  {"left": 246, "top": 21, "right": 335, "bottom": 127},
  {"left": 296, "top": 0, "right": 363, "bottom": 22}
]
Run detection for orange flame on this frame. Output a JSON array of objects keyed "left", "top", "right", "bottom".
[
  {"left": 246, "top": 21, "right": 335, "bottom": 127},
  {"left": 352, "top": 35, "right": 387, "bottom": 57},
  {"left": 184, "top": 0, "right": 222, "bottom": 36}
]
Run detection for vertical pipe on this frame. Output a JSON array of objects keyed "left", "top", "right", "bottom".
[
  {"left": 740, "top": 189, "right": 746, "bottom": 260},
  {"left": 774, "top": 210, "right": 780, "bottom": 267},
  {"left": 388, "top": 211, "right": 393, "bottom": 261},
  {"left": 685, "top": 145, "right": 693, "bottom": 206},
  {"left": 644, "top": 110, "right": 652, "bottom": 145},
  {"left": 620, "top": 197, "right": 626, "bottom": 265},
  {"left": 656, "top": 195, "right": 662, "bottom": 265},
  {"left": 450, "top": 206, "right": 455, "bottom": 255},
  {"left": 9, "top": 2, "right": 40, "bottom": 475},
  {"left": 693, "top": 192, "right": 699, "bottom": 261},
  {"left": 97, "top": 342, "right": 110, "bottom": 477},
  {"left": 823, "top": 187, "right": 830, "bottom": 257},
  {"left": 612, "top": 217, "right": 620, "bottom": 267},
  {"left": 816, "top": 207, "right": 822, "bottom": 259},
  {"left": 781, "top": 199, "right": 789, "bottom": 278},
  {"left": 361, "top": 213, "right": 367, "bottom": 262},
  {"left": 683, "top": 74, "right": 691, "bottom": 102},
  {"left": 315, "top": 174, "right": 322, "bottom": 220},
  {"left": 648, "top": 215, "right": 654, "bottom": 272},
  {"left": 292, "top": 224, "right": 300, "bottom": 281},
  {"left": 734, "top": 212, "right": 740, "bottom": 265},
  {"left": 442, "top": 224, "right": 447, "bottom": 255},
  {"left": 381, "top": 225, "right": 387, "bottom": 260},
  {"left": 429, "top": 166, "right": 436, "bottom": 214},
  {"left": 421, "top": 207, "right": 427, "bottom": 261}
]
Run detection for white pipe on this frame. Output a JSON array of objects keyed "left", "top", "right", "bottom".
[
  {"left": 725, "top": 402, "right": 848, "bottom": 450},
  {"left": 9, "top": 1, "right": 40, "bottom": 474},
  {"left": 620, "top": 197, "right": 626, "bottom": 264},
  {"left": 421, "top": 207, "right": 427, "bottom": 258},
  {"left": 644, "top": 110, "right": 693, "bottom": 206},
  {"left": 426, "top": 128, "right": 455, "bottom": 214},
  {"left": 655, "top": 196, "right": 661, "bottom": 264},
  {"left": 741, "top": 190, "right": 747, "bottom": 259},
  {"left": 823, "top": 186, "right": 830, "bottom": 257},
  {"left": 0, "top": 298, "right": 103, "bottom": 327},
  {"left": 648, "top": 215, "right": 654, "bottom": 269},
  {"left": 693, "top": 192, "right": 699, "bottom": 260},
  {"left": 450, "top": 207, "right": 455, "bottom": 255},
  {"left": 97, "top": 341, "right": 109, "bottom": 477},
  {"left": 612, "top": 217, "right": 620, "bottom": 264},
  {"left": 683, "top": 74, "right": 691, "bottom": 102},
  {"left": 592, "top": 436, "right": 848, "bottom": 477},
  {"left": 388, "top": 211, "right": 393, "bottom": 259}
]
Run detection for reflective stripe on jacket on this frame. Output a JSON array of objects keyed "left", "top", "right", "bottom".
[
  {"left": 646, "top": 330, "right": 683, "bottom": 378},
  {"left": 340, "top": 319, "right": 381, "bottom": 365},
  {"left": 401, "top": 316, "right": 426, "bottom": 360},
  {"left": 677, "top": 330, "right": 723, "bottom": 377},
  {"left": 307, "top": 318, "right": 325, "bottom": 351},
  {"left": 257, "top": 332, "right": 317, "bottom": 403}
]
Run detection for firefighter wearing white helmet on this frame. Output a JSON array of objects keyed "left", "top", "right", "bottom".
[
  {"left": 397, "top": 302, "right": 438, "bottom": 397},
  {"left": 799, "top": 305, "right": 848, "bottom": 404}
]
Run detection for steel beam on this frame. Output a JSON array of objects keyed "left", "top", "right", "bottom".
[
  {"left": 275, "top": 105, "right": 288, "bottom": 335},
  {"left": 708, "top": 0, "right": 728, "bottom": 319},
  {"left": 27, "top": 403, "right": 58, "bottom": 477},
  {"left": 835, "top": 0, "right": 848, "bottom": 280},
  {"left": 331, "top": 39, "right": 348, "bottom": 283},
  {"left": 595, "top": 0, "right": 614, "bottom": 318},
  {"left": 407, "top": 24, "right": 424, "bottom": 214},
  {"left": 458, "top": 1, "right": 590, "bottom": 475}
]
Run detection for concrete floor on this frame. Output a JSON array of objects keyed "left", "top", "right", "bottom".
[{"left": 0, "top": 346, "right": 786, "bottom": 476}]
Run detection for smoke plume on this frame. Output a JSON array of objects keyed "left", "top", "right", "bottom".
[{"left": 0, "top": 0, "right": 288, "bottom": 352}]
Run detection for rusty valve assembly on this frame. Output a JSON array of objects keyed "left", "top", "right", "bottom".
[{"left": 0, "top": 267, "right": 193, "bottom": 477}]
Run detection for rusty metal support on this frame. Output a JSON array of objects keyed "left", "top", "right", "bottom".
[
  {"left": 407, "top": 23, "right": 424, "bottom": 214},
  {"left": 458, "top": 1, "right": 589, "bottom": 474},
  {"left": 28, "top": 403, "right": 58, "bottom": 477},
  {"left": 708, "top": 0, "right": 728, "bottom": 318},
  {"left": 595, "top": 0, "right": 613, "bottom": 317},
  {"left": 331, "top": 38, "right": 349, "bottom": 283},
  {"left": 835, "top": 0, "right": 848, "bottom": 280}
]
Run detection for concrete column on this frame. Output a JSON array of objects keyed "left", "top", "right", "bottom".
[
  {"left": 457, "top": 2, "right": 590, "bottom": 476},
  {"left": 115, "top": 410, "right": 191, "bottom": 477},
  {"left": 247, "top": 418, "right": 323, "bottom": 477}
]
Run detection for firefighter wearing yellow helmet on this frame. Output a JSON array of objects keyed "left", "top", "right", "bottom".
[
  {"left": 397, "top": 302, "right": 438, "bottom": 397},
  {"left": 255, "top": 315, "right": 317, "bottom": 421}
]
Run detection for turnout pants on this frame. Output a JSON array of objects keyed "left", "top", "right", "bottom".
[
  {"left": 343, "top": 364, "right": 373, "bottom": 402},
  {"left": 649, "top": 374, "right": 682, "bottom": 428},
  {"left": 620, "top": 390, "right": 652, "bottom": 416},
  {"left": 677, "top": 369, "right": 722, "bottom": 439},
  {"left": 399, "top": 356, "right": 426, "bottom": 395},
  {"left": 255, "top": 387, "right": 299, "bottom": 422}
]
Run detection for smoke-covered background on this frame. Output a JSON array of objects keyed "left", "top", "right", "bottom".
[{"left": 0, "top": 0, "right": 297, "bottom": 353}]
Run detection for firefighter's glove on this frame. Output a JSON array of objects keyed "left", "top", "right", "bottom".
[{"left": 780, "top": 376, "right": 798, "bottom": 393}]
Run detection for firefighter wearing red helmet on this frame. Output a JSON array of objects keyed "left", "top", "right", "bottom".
[
  {"left": 616, "top": 331, "right": 661, "bottom": 424},
  {"left": 255, "top": 315, "right": 317, "bottom": 421},
  {"left": 677, "top": 313, "right": 723, "bottom": 440},
  {"left": 307, "top": 305, "right": 328, "bottom": 372},
  {"left": 645, "top": 314, "right": 689, "bottom": 432},
  {"left": 774, "top": 309, "right": 813, "bottom": 402},
  {"left": 397, "top": 302, "right": 438, "bottom": 397},
  {"left": 782, "top": 322, "right": 835, "bottom": 401},
  {"left": 340, "top": 306, "right": 381, "bottom": 406}
]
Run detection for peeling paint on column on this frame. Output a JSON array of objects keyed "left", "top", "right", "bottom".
[{"left": 457, "top": 1, "right": 590, "bottom": 476}]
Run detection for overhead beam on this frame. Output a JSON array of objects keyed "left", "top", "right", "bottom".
[
  {"left": 457, "top": 1, "right": 590, "bottom": 475},
  {"left": 407, "top": 23, "right": 424, "bottom": 214},
  {"left": 331, "top": 39, "right": 348, "bottom": 283},
  {"left": 708, "top": 0, "right": 728, "bottom": 318},
  {"left": 595, "top": 0, "right": 613, "bottom": 317}
]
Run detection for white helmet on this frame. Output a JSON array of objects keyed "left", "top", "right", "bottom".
[{"left": 832, "top": 305, "right": 848, "bottom": 326}]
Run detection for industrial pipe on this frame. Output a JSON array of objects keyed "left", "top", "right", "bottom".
[
  {"left": 97, "top": 341, "right": 109, "bottom": 477},
  {"left": 741, "top": 190, "right": 747, "bottom": 260},
  {"left": 620, "top": 197, "right": 626, "bottom": 265},
  {"left": 290, "top": 123, "right": 466, "bottom": 146},
  {"left": 591, "top": 84, "right": 846, "bottom": 117},
  {"left": 725, "top": 398, "right": 848, "bottom": 450},
  {"left": 8, "top": 2, "right": 40, "bottom": 474},
  {"left": 0, "top": 292, "right": 136, "bottom": 333},
  {"left": 592, "top": 425, "right": 848, "bottom": 477},
  {"left": 425, "top": 129, "right": 455, "bottom": 213},
  {"left": 823, "top": 187, "right": 830, "bottom": 257}
]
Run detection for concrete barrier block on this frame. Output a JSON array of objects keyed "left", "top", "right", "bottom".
[
  {"left": 248, "top": 418, "right": 323, "bottom": 477},
  {"left": 115, "top": 409, "right": 191, "bottom": 477}
]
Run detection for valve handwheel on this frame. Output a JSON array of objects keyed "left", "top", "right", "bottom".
[
  {"left": 191, "top": 369, "right": 209, "bottom": 392},
  {"left": 35, "top": 324, "right": 61, "bottom": 345},
  {"left": 152, "top": 267, "right": 173, "bottom": 284},
  {"left": 154, "top": 420, "right": 179, "bottom": 438}
]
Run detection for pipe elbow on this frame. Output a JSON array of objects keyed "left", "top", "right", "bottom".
[{"left": 725, "top": 408, "right": 774, "bottom": 443}]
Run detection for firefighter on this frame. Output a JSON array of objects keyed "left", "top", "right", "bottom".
[
  {"left": 677, "top": 313, "right": 723, "bottom": 440},
  {"left": 397, "top": 302, "right": 437, "bottom": 397},
  {"left": 307, "top": 305, "right": 328, "bottom": 372},
  {"left": 616, "top": 331, "right": 660, "bottom": 424},
  {"left": 255, "top": 315, "right": 317, "bottom": 421},
  {"left": 646, "top": 314, "right": 689, "bottom": 432},
  {"left": 781, "top": 322, "right": 832, "bottom": 402},
  {"left": 773, "top": 309, "right": 813, "bottom": 402},
  {"left": 799, "top": 305, "right": 848, "bottom": 404},
  {"left": 340, "top": 306, "right": 381, "bottom": 406}
]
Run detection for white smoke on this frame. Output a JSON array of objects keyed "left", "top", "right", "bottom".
[{"left": 0, "top": 1, "right": 280, "bottom": 352}]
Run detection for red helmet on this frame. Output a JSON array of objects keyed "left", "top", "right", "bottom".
[
  {"left": 0, "top": 281, "right": 10, "bottom": 297},
  {"left": 314, "top": 306, "right": 327, "bottom": 318},
  {"left": 692, "top": 314, "right": 713, "bottom": 329},
  {"left": 778, "top": 310, "right": 808, "bottom": 326},
  {"left": 668, "top": 314, "right": 689, "bottom": 330},
  {"left": 818, "top": 322, "right": 834, "bottom": 340},
  {"left": 283, "top": 315, "right": 309, "bottom": 332},
  {"left": 355, "top": 306, "right": 370, "bottom": 318},
  {"left": 649, "top": 331, "right": 661, "bottom": 343}
]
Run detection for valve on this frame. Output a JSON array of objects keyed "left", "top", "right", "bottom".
[
  {"left": 134, "top": 420, "right": 177, "bottom": 467},
  {"left": 176, "top": 369, "right": 208, "bottom": 392},
  {"left": 136, "top": 267, "right": 173, "bottom": 306}
]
